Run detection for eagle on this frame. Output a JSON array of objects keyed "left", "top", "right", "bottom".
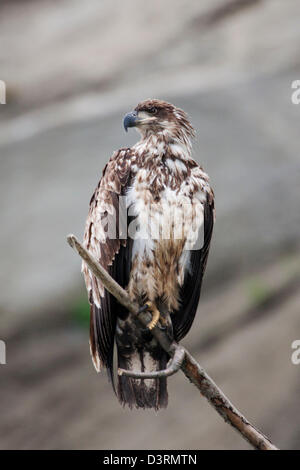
[{"left": 82, "top": 99, "right": 215, "bottom": 410}]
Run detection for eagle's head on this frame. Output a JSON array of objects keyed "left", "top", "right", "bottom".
[{"left": 123, "top": 99, "right": 195, "bottom": 142}]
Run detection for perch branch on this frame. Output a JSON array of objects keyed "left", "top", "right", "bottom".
[
  {"left": 67, "top": 234, "right": 278, "bottom": 451},
  {"left": 118, "top": 345, "right": 185, "bottom": 379}
]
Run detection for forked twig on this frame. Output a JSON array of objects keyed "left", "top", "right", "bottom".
[{"left": 67, "top": 233, "right": 278, "bottom": 450}]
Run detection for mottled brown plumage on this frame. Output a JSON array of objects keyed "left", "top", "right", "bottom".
[{"left": 82, "top": 99, "right": 215, "bottom": 409}]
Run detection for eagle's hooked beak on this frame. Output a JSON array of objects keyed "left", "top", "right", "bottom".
[{"left": 123, "top": 111, "right": 139, "bottom": 132}]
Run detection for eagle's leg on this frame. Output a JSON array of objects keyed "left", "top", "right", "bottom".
[{"left": 137, "top": 301, "right": 162, "bottom": 330}]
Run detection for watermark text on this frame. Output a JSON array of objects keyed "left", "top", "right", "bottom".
[
  {"left": 291, "top": 340, "right": 300, "bottom": 365},
  {"left": 0, "top": 340, "right": 6, "bottom": 365},
  {"left": 0, "top": 80, "right": 6, "bottom": 104},
  {"left": 291, "top": 80, "right": 300, "bottom": 104}
]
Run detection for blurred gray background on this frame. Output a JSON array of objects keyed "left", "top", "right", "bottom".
[{"left": 0, "top": 0, "right": 300, "bottom": 450}]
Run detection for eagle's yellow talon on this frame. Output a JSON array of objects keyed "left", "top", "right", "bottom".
[{"left": 145, "top": 302, "right": 160, "bottom": 330}]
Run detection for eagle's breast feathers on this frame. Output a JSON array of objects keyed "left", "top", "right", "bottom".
[{"left": 125, "top": 139, "right": 213, "bottom": 312}]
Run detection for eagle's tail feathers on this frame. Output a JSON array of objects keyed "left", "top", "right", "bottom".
[{"left": 117, "top": 349, "right": 168, "bottom": 410}]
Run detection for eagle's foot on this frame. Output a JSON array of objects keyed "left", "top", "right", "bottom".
[{"left": 138, "top": 302, "right": 161, "bottom": 330}]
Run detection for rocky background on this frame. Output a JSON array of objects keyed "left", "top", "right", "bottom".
[{"left": 0, "top": 0, "right": 300, "bottom": 449}]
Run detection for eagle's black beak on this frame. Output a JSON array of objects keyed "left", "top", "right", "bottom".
[{"left": 123, "top": 111, "right": 138, "bottom": 132}]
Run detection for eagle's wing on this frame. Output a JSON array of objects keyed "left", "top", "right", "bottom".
[
  {"left": 172, "top": 191, "right": 215, "bottom": 341},
  {"left": 82, "top": 148, "right": 132, "bottom": 380}
]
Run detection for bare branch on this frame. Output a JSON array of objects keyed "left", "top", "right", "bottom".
[{"left": 67, "top": 233, "right": 279, "bottom": 450}]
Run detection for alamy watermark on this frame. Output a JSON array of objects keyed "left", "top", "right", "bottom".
[
  {"left": 291, "top": 80, "right": 300, "bottom": 105},
  {"left": 0, "top": 80, "right": 6, "bottom": 104},
  {"left": 291, "top": 340, "right": 300, "bottom": 365},
  {"left": 99, "top": 196, "right": 204, "bottom": 251},
  {"left": 0, "top": 340, "right": 6, "bottom": 365}
]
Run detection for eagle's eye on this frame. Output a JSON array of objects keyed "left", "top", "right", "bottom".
[{"left": 148, "top": 107, "right": 157, "bottom": 115}]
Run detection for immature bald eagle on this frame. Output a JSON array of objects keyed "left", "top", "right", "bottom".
[{"left": 82, "top": 99, "right": 214, "bottom": 409}]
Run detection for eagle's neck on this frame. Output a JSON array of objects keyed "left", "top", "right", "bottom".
[{"left": 134, "top": 130, "right": 192, "bottom": 162}]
